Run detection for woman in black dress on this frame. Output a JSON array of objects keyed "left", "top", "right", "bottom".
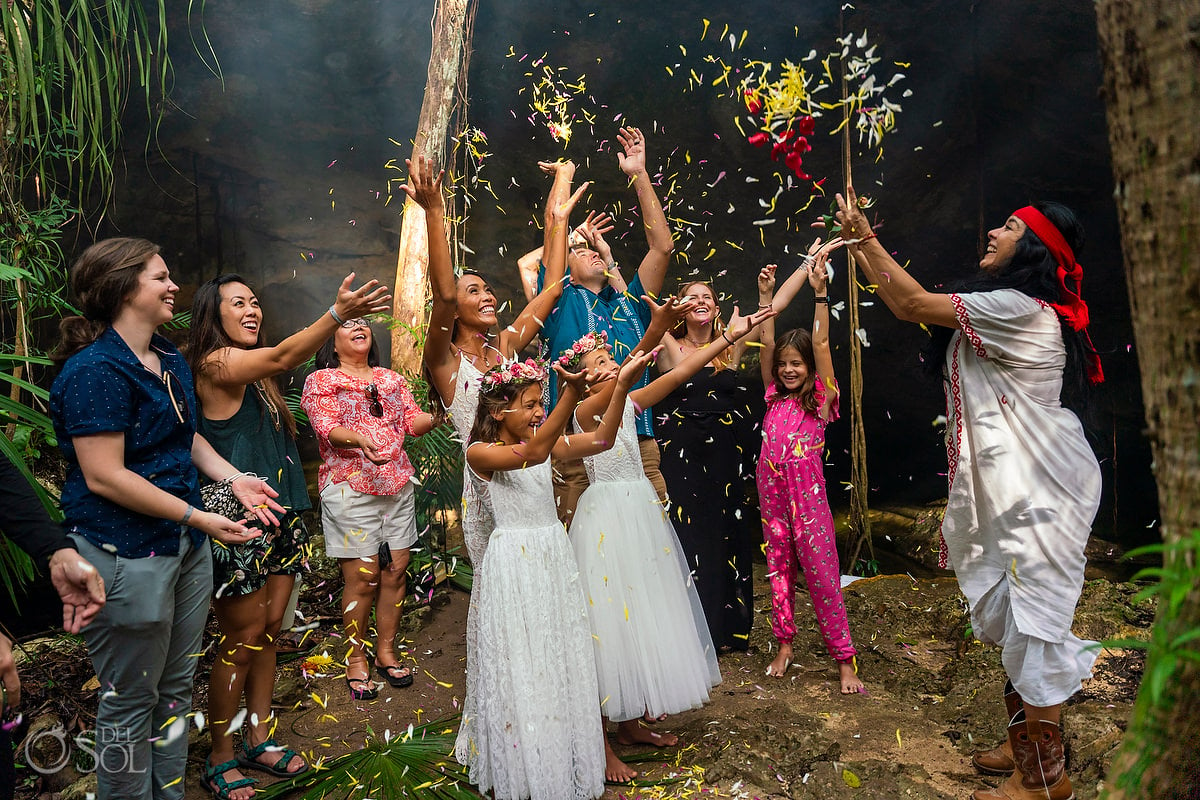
[{"left": 655, "top": 280, "right": 769, "bottom": 651}]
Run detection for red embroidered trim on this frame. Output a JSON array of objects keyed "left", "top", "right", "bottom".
[
  {"left": 940, "top": 333, "right": 965, "bottom": 570},
  {"left": 950, "top": 294, "right": 985, "bottom": 358}
]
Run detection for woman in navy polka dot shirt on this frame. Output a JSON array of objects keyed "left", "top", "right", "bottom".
[{"left": 50, "top": 238, "right": 284, "bottom": 800}]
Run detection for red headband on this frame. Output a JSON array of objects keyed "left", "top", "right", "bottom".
[{"left": 1012, "top": 206, "right": 1103, "bottom": 383}]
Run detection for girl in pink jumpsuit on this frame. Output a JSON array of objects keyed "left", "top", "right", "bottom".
[{"left": 756, "top": 242, "right": 864, "bottom": 694}]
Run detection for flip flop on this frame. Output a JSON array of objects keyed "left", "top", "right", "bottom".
[
  {"left": 345, "top": 676, "right": 379, "bottom": 700},
  {"left": 375, "top": 662, "right": 415, "bottom": 688},
  {"left": 237, "top": 738, "right": 309, "bottom": 778}
]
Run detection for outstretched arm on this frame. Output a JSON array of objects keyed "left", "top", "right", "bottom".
[
  {"left": 555, "top": 350, "right": 656, "bottom": 456},
  {"left": 405, "top": 155, "right": 459, "bottom": 401},
  {"left": 758, "top": 265, "right": 778, "bottom": 387},
  {"left": 618, "top": 127, "right": 675, "bottom": 295},
  {"left": 834, "top": 187, "right": 957, "bottom": 328},
  {"left": 200, "top": 273, "right": 390, "bottom": 388},
  {"left": 771, "top": 237, "right": 843, "bottom": 314},
  {"left": 466, "top": 366, "right": 588, "bottom": 475},
  {"left": 497, "top": 164, "right": 590, "bottom": 358},
  {"left": 806, "top": 250, "right": 838, "bottom": 419},
  {"left": 516, "top": 248, "right": 542, "bottom": 303},
  {"left": 633, "top": 305, "right": 776, "bottom": 409}
]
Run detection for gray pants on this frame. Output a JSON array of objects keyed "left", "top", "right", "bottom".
[{"left": 72, "top": 532, "right": 213, "bottom": 800}]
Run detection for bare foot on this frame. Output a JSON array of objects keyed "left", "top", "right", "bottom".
[
  {"left": 766, "top": 642, "right": 794, "bottom": 677},
  {"left": 642, "top": 710, "right": 667, "bottom": 724},
  {"left": 603, "top": 736, "right": 638, "bottom": 783},
  {"left": 614, "top": 719, "right": 679, "bottom": 748},
  {"left": 839, "top": 659, "right": 865, "bottom": 694}
]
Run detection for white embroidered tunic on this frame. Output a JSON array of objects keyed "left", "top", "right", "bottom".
[{"left": 942, "top": 289, "right": 1101, "bottom": 643}]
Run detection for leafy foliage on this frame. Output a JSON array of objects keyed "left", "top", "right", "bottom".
[
  {"left": 1103, "top": 530, "right": 1200, "bottom": 792},
  {"left": 254, "top": 717, "right": 476, "bottom": 799},
  {"left": 0, "top": 0, "right": 193, "bottom": 600}
]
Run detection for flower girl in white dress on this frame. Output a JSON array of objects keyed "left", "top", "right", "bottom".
[
  {"left": 458, "top": 351, "right": 656, "bottom": 800},
  {"left": 563, "top": 298, "right": 775, "bottom": 778}
]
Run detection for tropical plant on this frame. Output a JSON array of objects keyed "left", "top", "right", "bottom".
[
  {"left": 253, "top": 717, "right": 476, "bottom": 800},
  {"left": 0, "top": 1, "right": 192, "bottom": 595}
]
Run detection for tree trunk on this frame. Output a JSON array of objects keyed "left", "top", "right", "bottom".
[
  {"left": 1095, "top": 2, "right": 1200, "bottom": 797},
  {"left": 390, "top": 0, "right": 471, "bottom": 374}
]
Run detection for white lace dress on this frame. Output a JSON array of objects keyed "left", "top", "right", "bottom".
[
  {"left": 445, "top": 353, "right": 499, "bottom": 771},
  {"left": 569, "top": 399, "right": 721, "bottom": 722},
  {"left": 443, "top": 353, "right": 493, "bottom": 566},
  {"left": 455, "top": 453, "right": 605, "bottom": 800}
]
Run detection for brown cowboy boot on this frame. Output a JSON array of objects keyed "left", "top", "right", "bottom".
[
  {"left": 972, "top": 710, "right": 1075, "bottom": 800},
  {"left": 971, "top": 680, "right": 1021, "bottom": 776}
]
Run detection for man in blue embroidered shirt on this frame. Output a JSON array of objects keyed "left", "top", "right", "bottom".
[{"left": 525, "top": 126, "right": 675, "bottom": 523}]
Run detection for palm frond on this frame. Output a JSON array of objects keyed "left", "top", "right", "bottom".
[
  {"left": 254, "top": 717, "right": 477, "bottom": 800},
  {"left": 1, "top": 0, "right": 170, "bottom": 203}
]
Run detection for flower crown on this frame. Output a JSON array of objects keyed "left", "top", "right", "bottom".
[
  {"left": 557, "top": 330, "right": 609, "bottom": 370},
  {"left": 479, "top": 358, "right": 548, "bottom": 394}
]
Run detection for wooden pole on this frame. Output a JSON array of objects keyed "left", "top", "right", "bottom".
[
  {"left": 390, "top": 0, "right": 473, "bottom": 374},
  {"left": 839, "top": 13, "right": 874, "bottom": 573}
]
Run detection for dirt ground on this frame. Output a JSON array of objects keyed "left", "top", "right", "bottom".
[{"left": 13, "top": 553, "right": 1148, "bottom": 800}]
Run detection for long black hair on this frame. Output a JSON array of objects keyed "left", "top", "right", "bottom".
[
  {"left": 186, "top": 273, "right": 298, "bottom": 438},
  {"left": 921, "top": 201, "right": 1094, "bottom": 416}
]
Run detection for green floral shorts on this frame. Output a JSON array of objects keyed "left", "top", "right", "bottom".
[{"left": 210, "top": 511, "right": 312, "bottom": 599}]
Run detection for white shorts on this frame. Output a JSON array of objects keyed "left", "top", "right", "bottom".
[{"left": 319, "top": 481, "right": 418, "bottom": 559}]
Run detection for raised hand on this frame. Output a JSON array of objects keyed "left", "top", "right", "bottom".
[
  {"left": 554, "top": 362, "right": 594, "bottom": 397},
  {"left": 644, "top": 293, "right": 696, "bottom": 331},
  {"left": 808, "top": 251, "right": 831, "bottom": 295},
  {"left": 726, "top": 304, "right": 778, "bottom": 341},
  {"left": 538, "top": 159, "right": 577, "bottom": 179},
  {"left": 575, "top": 210, "right": 615, "bottom": 247},
  {"left": 401, "top": 155, "right": 446, "bottom": 212},
  {"left": 617, "top": 347, "right": 659, "bottom": 388},
  {"left": 834, "top": 186, "right": 873, "bottom": 242},
  {"left": 616, "top": 126, "right": 647, "bottom": 176},
  {"left": 332, "top": 272, "right": 392, "bottom": 321},
  {"left": 758, "top": 264, "right": 778, "bottom": 299},
  {"left": 230, "top": 474, "right": 287, "bottom": 528}
]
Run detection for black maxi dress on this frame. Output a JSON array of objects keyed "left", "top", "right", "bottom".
[{"left": 656, "top": 366, "right": 759, "bottom": 651}]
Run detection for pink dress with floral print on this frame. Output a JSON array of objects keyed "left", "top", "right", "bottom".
[{"left": 755, "top": 377, "right": 856, "bottom": 662}]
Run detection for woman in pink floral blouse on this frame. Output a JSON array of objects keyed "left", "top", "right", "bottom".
[{"left": 301, "top": 318, "right": 434, "bottom": 699}]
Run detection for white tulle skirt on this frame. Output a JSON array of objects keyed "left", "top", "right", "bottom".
[
  {"left": 570, "top": 478, "right": 721, "bottom": 723},
  {"left": 455, "top": 521, "right": 605, "bottom": 800}
]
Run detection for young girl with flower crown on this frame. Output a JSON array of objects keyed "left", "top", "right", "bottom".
[
  {"left": 456, "top": 351, "right": 655, "bottom": 800},
  {"left": 564, "top": 296, "right": 775, "bottom": 782},
  {"left": 757, "top": 239, "right": 865, "bottom": 695}
]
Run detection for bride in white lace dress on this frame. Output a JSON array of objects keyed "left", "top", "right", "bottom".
[
  {"left": 406, "top": 155, "right": 585, "bottom": 768},
  {"left": 459, "top": 354, "right": 653, "bottom": 800}
]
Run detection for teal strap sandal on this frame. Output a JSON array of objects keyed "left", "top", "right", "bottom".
[
  {"left": 202, "top": 757, "right": 257, "bottom": 799},
  {"left": 237, "top": 738, "right": 309, "bottom": 778}
]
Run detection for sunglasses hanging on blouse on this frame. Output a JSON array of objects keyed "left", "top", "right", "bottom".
[{"left": 365, "top": 383, "right": 383, "bottom": 417}]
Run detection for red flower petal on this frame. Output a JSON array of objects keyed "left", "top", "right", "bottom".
[
  {"left": 797, "top": 115, "right": 816, "bottom": 135},
  {"left": 747, "top": 132, "right": 769, "bottom": 148}
]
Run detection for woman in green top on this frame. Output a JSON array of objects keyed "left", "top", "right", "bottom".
[{"left": 187, "top": 273, "right": 389, "bottom": 799}]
